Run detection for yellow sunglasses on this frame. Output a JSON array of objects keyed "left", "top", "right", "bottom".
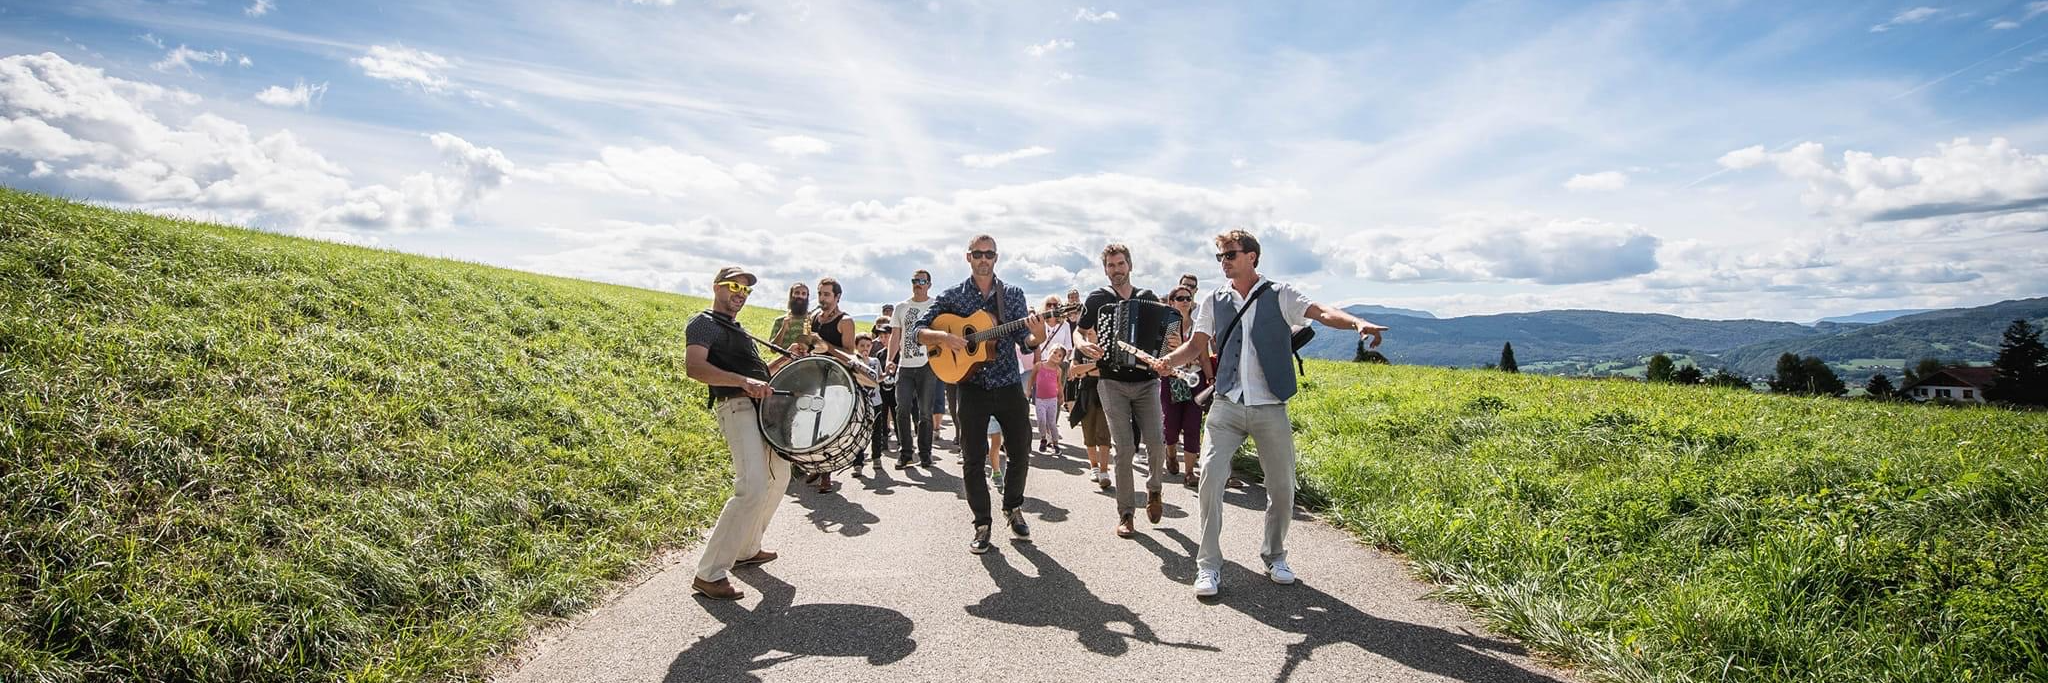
[{"left": 715, "top": 280, "right": 753, "bottom": 296}]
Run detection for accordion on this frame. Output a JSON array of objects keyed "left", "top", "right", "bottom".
[{"left": 1096, "top": 298, "right": 1180, "bottom": 375}]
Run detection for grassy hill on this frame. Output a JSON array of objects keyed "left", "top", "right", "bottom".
[
  {"left": 0, "top": 188, "right": 779, "bottom": 681},
  {"left": 1286, "top": 362, "right": 2048, "bottom": 682}
]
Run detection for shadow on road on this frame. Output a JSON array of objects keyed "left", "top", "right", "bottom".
[
  {"left": 784, "top": 472, "right": 882, "bottom": 537},
  {"left": 666, "top": 569, "right": 917, "bottom": 683},
  {"left": 966, "top": 541, "right": 1218, "bottom": 658},
  {"left": 1136, "top": 528, "right": 1563, "bottom": 683}
]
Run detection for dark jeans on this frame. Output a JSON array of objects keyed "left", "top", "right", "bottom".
[
  {"left": 893, "top": 364, "right": 937, "bottom": 460},
  {"left": 958, "top": 381, "right": 1033, "bottom": 527}
]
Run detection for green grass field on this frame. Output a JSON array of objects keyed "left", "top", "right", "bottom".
[
  {"left": 0, "top": 188, "right": 779, "bottom": 681},
  {"left": 6, "top": 188, "right": 2046, "bottom": 682},
  {"left": 1287, "top": 363, "right": 2048, "bottom": 682}
]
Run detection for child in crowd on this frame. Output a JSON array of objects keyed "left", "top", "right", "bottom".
[{"left": 1032, "top": 347, "right": 1067, "bottom": 453}]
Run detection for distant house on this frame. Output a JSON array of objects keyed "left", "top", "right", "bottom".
[{"left": 1901, "top": 366, "right": 1997, "bottom": 403}]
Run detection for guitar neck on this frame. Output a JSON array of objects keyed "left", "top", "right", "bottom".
[{"left": 966, "top": 309, "right": 1063, "bottom": 344}]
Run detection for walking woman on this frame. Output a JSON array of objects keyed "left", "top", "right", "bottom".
[{"left": 1160, "top": 284, "right": 1212, "bottom": 488}]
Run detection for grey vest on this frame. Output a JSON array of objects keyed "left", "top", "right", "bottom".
[{"left": 1210, "top": 285, "right": 1297, "bottom": 402}]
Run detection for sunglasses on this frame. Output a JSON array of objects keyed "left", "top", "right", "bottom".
[
  {"left": 715, "top": 280, "right": 753, "bottom": 296},
  {"left": 1170, "top": 296, "right": 1193, "bottom": 302},
  {"left": 911, "top": 278, "right": 930, "bottom": 285},
  {"left": 968, "top": 249, "right": 999, "bottom": 261},
  {"left": 1214, "top": 250, "right": 1246, "bottom": 262}
]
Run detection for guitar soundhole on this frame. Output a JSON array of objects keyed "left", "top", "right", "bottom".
[{"left": 963, "top": 327, "right": 977, "bottom": 355}]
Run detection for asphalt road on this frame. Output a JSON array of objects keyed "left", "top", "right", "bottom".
[{"left": 497, "top": 411, "right": 1577, "bottom": 683}]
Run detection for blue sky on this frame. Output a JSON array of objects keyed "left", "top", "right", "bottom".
[{"left": 2, "top": 0, "right": 2046, "bottom": 322}]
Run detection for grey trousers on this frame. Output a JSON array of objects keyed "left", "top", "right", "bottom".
[
  {"left": 1098, "top": 377, "right": 1167, "bottom": 515},
  {"left": 1195, "top": 397, "right": 1297, "bottom": 574}
]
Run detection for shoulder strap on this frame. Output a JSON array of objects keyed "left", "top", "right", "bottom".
[{"left": 1213, "top": 282, "right": 1274, "bottom": 359}]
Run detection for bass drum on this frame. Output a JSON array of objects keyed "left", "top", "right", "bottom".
[{"left": 758, "top": 355, "right": 873, "bottom": 475}]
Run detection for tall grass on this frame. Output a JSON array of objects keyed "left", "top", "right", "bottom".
[
  {"left": 1289, "top": 363, "right": 2048, "bottom": 682},
  {"left": 0, "top": 188, "right": 774, "bottom": 681}
]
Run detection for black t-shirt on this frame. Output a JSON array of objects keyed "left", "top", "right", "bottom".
[
  {"left": 687, "top": 311, "right": 771, "bottom": 405},
  {"left": 1079, "top": 285, "right": 1160, "bottom": 382}
]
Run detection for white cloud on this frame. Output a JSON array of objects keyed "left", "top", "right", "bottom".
[
  {"left": 1564, "top": 170, "right": 1628, "bottom": 192},
  {"left": 1717, "top": 145, "right": 1770, "bottom": 169},
  {"left": 1992, "top": 20, "right": 2020, "bottom": 29},
  {"left": 1720, "top": 138, "right": 2048, "bottom": 222},
  {"left": 767, "top": 134, "right": 832, "bottom": 157},
  {"left": 2030, "top": 2, "right": 2048, "bottom": 21},
  {"left": 238, "top": 55, "right": 253, "bottom": 67},
  {"left": 1075, "top": 8, "right": 1119, "bottom": 23},
  {"left": 253, "top": 80, "right": 328, "bottom": 108},
  {"left": 1870, "top": 7, "right": 1941, "bottom": 32},
  {"left": 152, "top": 46, "right": 230, "bottom": 74},
  {"left": 245, "top": 0, "right": 275, "bottom": 17},
  {"left": 539, "top": 146, "right": 776, "bottom": 197},
  {"left": 1025, "top": 39, "right": 1075, "bottom": 57},
  {"left": 732, "top": 12, "right": 754, "bottom": 24},
  {"left": 137, "top": 33, "right": 165, "bottom": 50},
  {"left": 0, "top": 52, "right": 511, "bottom": 237},
  {"left": 960, "top": 145, "right": 1052, "bottom": 168},
  {"left": 1344, "top": 215, "right": 1662, "bottom": 285},
  {"left": 352, "top": 44, "right": 452, "bottom": 92}
]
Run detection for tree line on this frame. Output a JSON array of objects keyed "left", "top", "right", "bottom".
[{"left": 1355, "top": 320, "right": 2048, "bottom": 407}]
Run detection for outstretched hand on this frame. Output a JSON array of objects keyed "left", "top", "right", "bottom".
[{"left": 1357, "top": 321, "right": 1388, "bottom": 349}]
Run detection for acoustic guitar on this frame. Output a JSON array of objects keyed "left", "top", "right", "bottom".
[{"left": 924, "top": 303, "right": 1081, "bottom": 383}]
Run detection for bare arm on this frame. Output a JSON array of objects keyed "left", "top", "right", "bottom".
[
  {"left": 686, "top": 345, "right": 772, "bottom": 398},
  {"left": 1155, "top": 331, "right": 1212, "bottom": 373},
  {"left": 1304, "top": 302, "right": 1387, "bottom": 348}
]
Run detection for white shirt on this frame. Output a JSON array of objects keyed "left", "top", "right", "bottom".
[
  {"left": 1039, "top": 320, "right": 1076, "bottom": 356},
  {"left": 891, "top": 298, "right": 934, "bottom": 368},
  {"left": 1193, "top": 277, "right": 1311, "bottom": 406}
]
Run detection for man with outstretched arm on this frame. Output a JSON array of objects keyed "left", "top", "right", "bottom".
[
  {"left": 914, "top": 235, "right": 1048, "bottom": 554},
  {"left": 684, "top": 266, "right": 809, "bottom": 601},
  {"left": 1150, "top": 230, "right": 1389, "bottom": 598}
]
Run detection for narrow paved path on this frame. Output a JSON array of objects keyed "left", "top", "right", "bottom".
[{"left": 499, "top": 414, "right": 1576, "bottom": 683}]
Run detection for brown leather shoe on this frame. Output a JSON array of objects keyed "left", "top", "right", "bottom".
[
  {"left": 1115, "top": 513, "right": 1135, "bottom": 538},
  {"left": 735, "top": 550, "right": 778, "bottom": 567},
  {"left": 692, "top": 577, "right": 744, "bottom": 601},
  {"left": 1146, "top": 491, "right": 1163, "bottom": 524}
]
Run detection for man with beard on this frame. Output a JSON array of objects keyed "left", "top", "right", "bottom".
[
  {"left": 914, "top": 235, "right": 1047, "bottom": 554},
  {"left": 1074, "top": 243, "right": 1170, "bottom": 538},
  {"left": 801, "top": 277, "right": 858, "bottom": 493},
  {"left": 768, "top": 281, "right": 812, "bottom": 352}
]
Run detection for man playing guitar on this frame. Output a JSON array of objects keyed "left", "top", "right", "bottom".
[{"left": 913, "top": 235, "right": 1048, "bottom": 554}]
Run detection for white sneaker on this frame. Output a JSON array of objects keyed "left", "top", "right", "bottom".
[
  {"left": 1194, "top": 569, "right": 1221, "bottom": 597},
  {"left": 1266, "top": 560, "right": 1296, "bottom": 585}
]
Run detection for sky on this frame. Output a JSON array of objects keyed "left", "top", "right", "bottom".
[{"left": 2, "top": 0, "right": 2046, "bottom": 323}]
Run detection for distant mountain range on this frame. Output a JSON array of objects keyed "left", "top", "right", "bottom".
[
  {"left": 1304, "top": 298, "right": 2048, "bottom": 382},
  {"left": 1813, "top": 309, "right": 1934, "bottom": 325}
]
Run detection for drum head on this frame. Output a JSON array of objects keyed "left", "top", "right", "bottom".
[{"left": 760, "top": 356, "right": 860, "bottom": 454}]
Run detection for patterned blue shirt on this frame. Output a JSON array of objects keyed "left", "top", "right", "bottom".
[{"left": 913, "top": 276, "right": 1032, "bottom": 390}]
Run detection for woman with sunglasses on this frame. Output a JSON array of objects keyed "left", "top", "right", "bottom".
[{"left": 1160, "top": 284, "right": 1212, "bottom": 488}]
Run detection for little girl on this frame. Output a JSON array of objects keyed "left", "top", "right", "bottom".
[{"left": 1032, "top": 347, "right": 1067, "bottom": 452}]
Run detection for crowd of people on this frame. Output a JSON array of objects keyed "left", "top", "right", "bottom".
[{"left": 683, "top": 230, "right": 1388, "bottom": 600}]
